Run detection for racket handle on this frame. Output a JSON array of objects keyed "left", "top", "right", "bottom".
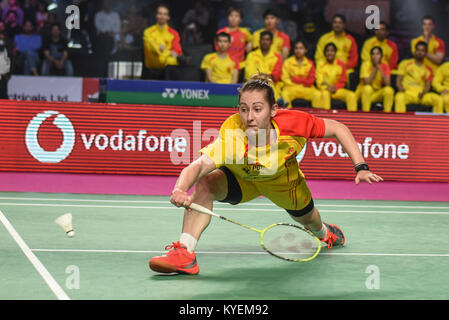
[{"left": 188, "top": 203, "right": 221, "bottom": 218}]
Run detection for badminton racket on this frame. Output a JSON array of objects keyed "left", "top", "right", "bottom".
[{"left": 187, "top": 203, "right": 321, "bottom": 262}]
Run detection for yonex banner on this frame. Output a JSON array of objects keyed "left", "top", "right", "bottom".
[
  {"left": 0, "top": 99, "right": 448, "bottom": 182},
  {"left": 105, "top": 79, "right": 240, "bottom": 107}
]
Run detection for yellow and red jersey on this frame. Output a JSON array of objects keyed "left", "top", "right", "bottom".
[
  {"left": 411, "top": 34, "right": 446, "bottom": 72},
  {"left": 215, "top": 26, "right": 252, "bottom": 66},
  {"left": 142, "top": 24, "right": 182, "bottom": 69},
  {"left": 281, "top": 56, "right": 316, "bottom": 87},
  {"left": 361, "top": 36, "right": 399, "bottom": 71},
  {"left": 315, "top": 30, "right": 358, "bottom": 71},
  {"left": 397, "top": 58, "right": 433, "bottom": 92},
  {"left": 316, "top": 58, "right": 347, "bottom": 90},
  {"left": 251, "top": 28, "right": 291, "bottom": 56},
  {"left": 359, "top": 61, "right": 391, "bottom": 90},
  {"left": 200, "top": 109, "right": 325, "bottom": 181},
  {"left": 432, "top": 61, "right": 449, "bottom": 93},
  {"left": 200, "top": 52, "right": 237, "bottom": 84},
  {"left": 241, "top": 48, "right": 283, "bottom": 82}
]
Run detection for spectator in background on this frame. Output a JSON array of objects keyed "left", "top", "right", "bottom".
[
  {"left": 122, "top": 2, "right": 147, "bottom": 47},
  {"left": 356, "top": 46, "right": 394, "bottom": 112},
  {"left": 2, "top": 0, "right": 24, "bottom": 26},
  {"left": 361, "top": 22, "right": 399, "bottom": 73},
  {"left": 201, "top": 32, "right": 238, "bottom": 84},
  {"left": 215, "top": 7, "right": 252, "bottom": 67},
  {"left": 41, "top": 23, "right": 73, "bottom": 76},
  {"left": 432, "top": 61, "right": 449, "bottom": 113},
  {"left": 0, "top": 21, "right": 13, "bottom": 98},
  {"left": 181, "top": 0, "right": 210, "bottom": 45},
  {"left": 411, "top": 15, "right": 445, "bottom": 74},
  {"left": 395, "top": 41, "right": 443, "bottom": 113},
  {"left": 280, "top": 40, "right": 321, "bottom": 109},
  {"left": 14, "top": 19, "right": 41, "bottom": 75},
  {"left": 316, "top": 42, "right": 357, "bottom": 111},
  {"left": 142, "top": 4, "right": 183, "bottom": 80},
  {"left": 252, "top": 8, "right": 291, "bottom": 60},
  {"left": 242, "top": 30, "right": 283, "bottom": 102},
  {"left": 94, "top": 0, "right": 121, "bottom": 56},
  {"left": 40, "top": 11, "right": 56, "bottom": 41},
  {"left": 23, "top": 0, "right": 39, "bottom": 26},
  {"left": 5, "top": 10, "right": 22, "bottom": 39},
  {"left": 315, "top": 14, "right": 358, "bottom": 84},
  {"left": 35, "top": 1, "right": 48, "bottom": 31}
]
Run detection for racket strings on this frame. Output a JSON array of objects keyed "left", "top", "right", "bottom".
[{"left": 262, "top": 224, "right": 320, "bottom": 261}]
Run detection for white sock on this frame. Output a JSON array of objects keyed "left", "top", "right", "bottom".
[
  {"left": 312, "top": 223, "right": 328, "bottom": 240},
  {"left": 179, "top": 233, "right": 198, "bottom": 253}
]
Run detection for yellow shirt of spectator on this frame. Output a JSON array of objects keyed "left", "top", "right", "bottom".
[
  {"left": 361, "top": 36, "right": 399, "bottom": 71},
  {"left": 397, "top": 58, "right": 433, "bottom": 92},
  {"left": 411, "top": 35, "right": 446, "bottom": 72},
  {"left": 359, "top": 61, "right": 391, "bottom": 90},
  {"left": 281, "top": 56, "right": 316, "bottom": 87},
  {"left": 432, "top": 61, "right": 449, "bottom": 93},
  {"left": 241, "top": 48, "right": 283, "bottom": 82},
  {"left": 201, "top": 53, "right": 237, "bottom": 84},
  {"left": 316, "top": 59, "right": 347, "bottom": 90},
  {"left": 315, "top": 30, "right": 358, "bottom": 72},
  {"left": 252, "top": 28, "right": 291, "bottom": 56},
  {"left": 143, "top": 24, "right": 182, "bottom": 69}
]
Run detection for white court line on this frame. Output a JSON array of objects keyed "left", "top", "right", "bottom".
[
  {"left": 0, "top": 210, "right": 70, "bottom": 300},
  {"left": 0, "top": 197, "right": 448, "bottom": 210},
  {"left": 31, "top": 248, "right": 449, "bottom": 258},
  {"left": 0, "top": 202, "right": 448, "bottom": 215}
]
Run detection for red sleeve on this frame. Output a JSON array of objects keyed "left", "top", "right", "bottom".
[
  {"left": 345, "top": 34, "right": 358, "bottom": 69},
  {"left": 380, "top": 63, "right": 391, "bottom": 77},
  {"left": 387, "top": 39, "right": 399, "bottom": 70},
  {"left": 279, "top": 31, "right": 291, "bottom": 50},
  {"left": 436, "top": 37, "right": 446, "bottom": 55},
  {"left": 425, "top": 66, "right": 434, "bottom": 82},
  {"left": 291, "top": 59, "right": 316, "bottom": 86},
  {"left": 334, "top": 60, "right": 347, "bottom": 89},
  {"left": 274, "top": 109, "right": 325, "bottom": 139},
  {"left": 168, "top": 27, "right": 183, "bottom": 56},
  {"left": 271, "top": 53, "right": 283, "bottom": 82}
]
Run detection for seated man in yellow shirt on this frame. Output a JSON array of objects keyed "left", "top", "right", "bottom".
[
  {"left": 360, "top": 22, "right": 399, "bottom": 73},
  {"left": 395, "top": 41, "right": 443, "bottom": 113},
  {"left": 432, "top": 61, "right": 449, "bottom": 113},
  {"left": 410, "top": 15, "right": 445, "bottom": 74},
  {"left": 251, "top": 8, "right": 291, "bottom": 60},
  {"left": 316, "top": 42, "right": 357, "bottom": 111},
  {"left": 201, "top": 32, "right": 238, "bottom": 84},
  {"left": 142, "top": 4, "right": 183, "bottom": 79},
  {"left": 241, "top": 30, "right": 283, "bottom": 102},
  {"left": 356, "top": 46, "right": 394, "bottom": 112},
  {"left": 280, "top": 40, "right": 321, "bottom": 108},
  {"left": 315, "top": 14, "right": 358, "bottom": 77}
]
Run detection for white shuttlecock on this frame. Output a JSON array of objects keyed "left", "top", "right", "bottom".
[{"left": 55, "top": 213, "right": 75, "bottom": 238}]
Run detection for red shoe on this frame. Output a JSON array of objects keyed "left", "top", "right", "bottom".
[
  {"left": 321, "top": 223, "right": 345, "bottom": 249},
  {"left": 149, "top": 241, "right": 199, "bottom": 275}
]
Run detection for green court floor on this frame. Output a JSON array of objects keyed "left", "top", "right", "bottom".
[{"left": 1, "top": 191, "right": 448, "bottom": 300}]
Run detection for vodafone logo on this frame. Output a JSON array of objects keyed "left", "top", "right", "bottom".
[{"left": 25, "top": 110, "right": 75, "bottom": 163}]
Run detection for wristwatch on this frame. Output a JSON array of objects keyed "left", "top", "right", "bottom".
[{"left": 354, "top": 163, "right": 370, "bottom": 172}]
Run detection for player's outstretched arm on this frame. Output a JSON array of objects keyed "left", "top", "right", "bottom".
[
  {"left": 170, "top": 154, "right": 217, "bottom": 207},
  {"left": 322, "top": 118, "right": 383, "bottom": 185}
]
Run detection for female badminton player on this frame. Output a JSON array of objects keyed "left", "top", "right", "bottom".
[{"left": 149, "top": 73, "right": 383, "bottom": 274}]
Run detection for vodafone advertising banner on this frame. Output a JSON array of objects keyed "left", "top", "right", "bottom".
[{"left": 0, "top": 100, "right": 448, "bottom": 182}]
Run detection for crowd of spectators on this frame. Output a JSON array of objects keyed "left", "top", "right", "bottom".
[{"left": 1, "top": 0, "right": 449, "bottom": 113}]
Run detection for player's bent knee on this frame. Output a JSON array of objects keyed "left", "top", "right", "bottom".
[
  {"left": 194, "top": 169, "right": 228, "bottom": 201},
  {"left": 286, "top": 199, "right": 315, "bottom": 219}
]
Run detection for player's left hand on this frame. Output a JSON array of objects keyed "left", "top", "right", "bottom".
[{"left": 355, "top": 170, "right": 383, "bottom": 185}]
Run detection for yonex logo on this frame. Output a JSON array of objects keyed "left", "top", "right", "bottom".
[
  {"left": 162, "top": 88, "right": 179, "bottom": 98},
  {"left": 25, "top": 110, "right": 75, "bottom": 163}
]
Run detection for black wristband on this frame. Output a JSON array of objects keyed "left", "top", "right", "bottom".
[{"left": 354, "top": 163, "right": 370, "bottom": 172}]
